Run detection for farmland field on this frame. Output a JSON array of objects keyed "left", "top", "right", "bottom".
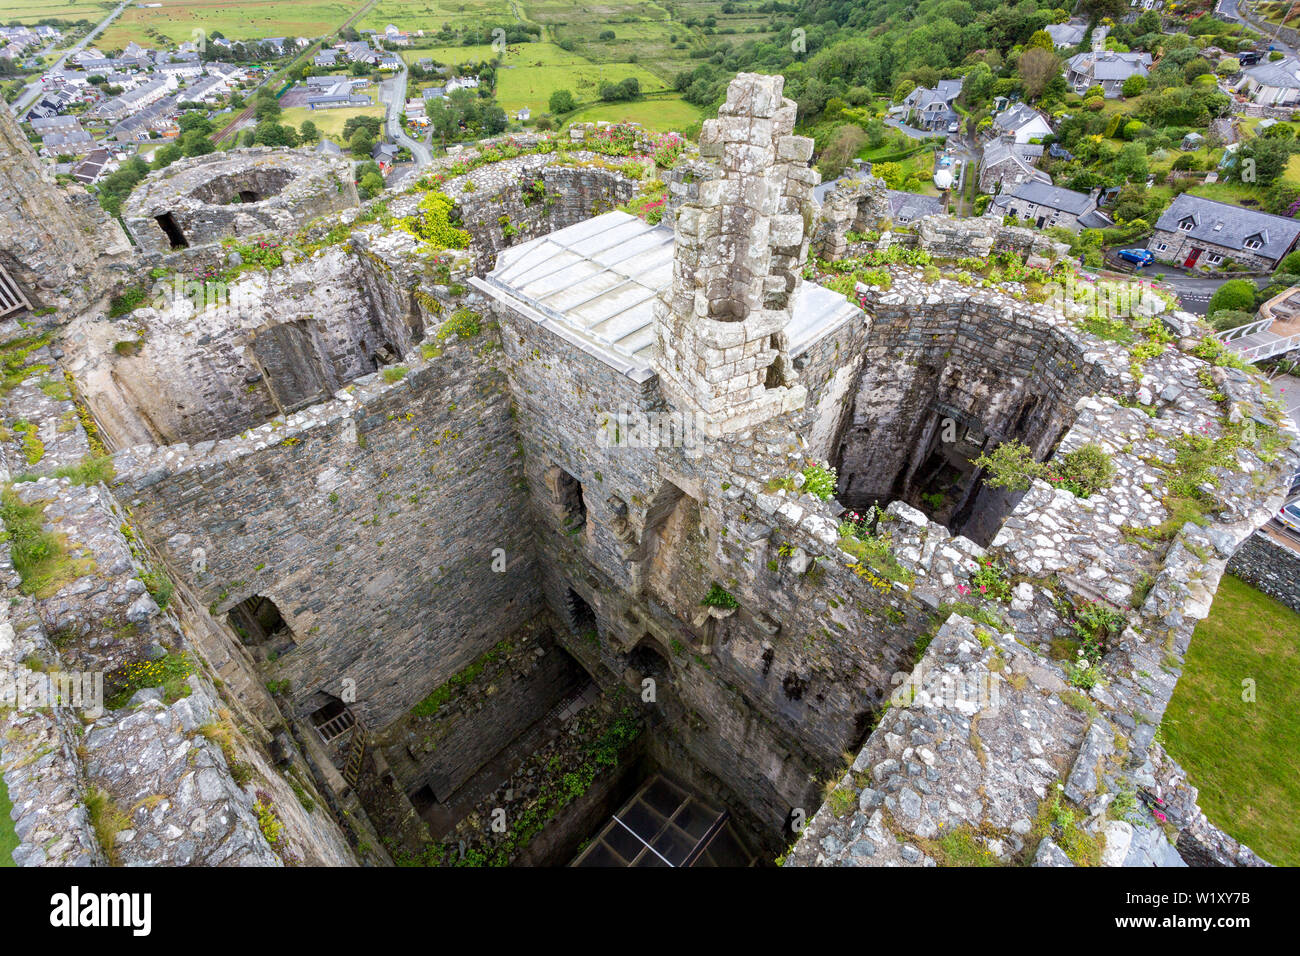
[
  {"left": 94, "top": 0, "right": 358, "bottom": 49},
  {"left": 0, "top": 0, "right": 116, "bottom": 25},
  {"left": 564, "top": 95, "right": 702, "bottom": 133}
]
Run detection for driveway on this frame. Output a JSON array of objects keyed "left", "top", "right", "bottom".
[
  {"left": 1219, "top": 0, "right": 1296, "bottom": 56},
  {"left": 1102, "top": 249, "right": 1271, "bottom": 315},
  {"left": 883, "top": 118, "right": 946, "bottom": 140}
]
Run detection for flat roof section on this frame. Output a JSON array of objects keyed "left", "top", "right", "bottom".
[{"left": 475, "top": 211, "right": 862, "bottom": 381}]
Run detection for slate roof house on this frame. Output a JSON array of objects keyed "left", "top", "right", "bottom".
[
  {"left": 1064, "top": 51, "right": 1152, "bottom": 97},
  {"left": 979, "top": 137, "right": 1051, "bottom": 193},
  {"left": 1150, "top": 194, "right": 1300, "bottom": 270},
  {"left": 886, "top": 189, "right": 944, "bottom": 224},
  {"left": 989, "top": 103, "right": 1052, "bottom": 144},
  {"left": 1045, "top": 21, "right": 1087, "bottom": 50},
  {"left": 1237, "top": 56, "right": 1300, "bottom": 107},
  {"left": 900, "top": 77, "right": 963, "bottom": 130},
  {"left": 988, "top": 180, "right": 1112, "bottom": 232}
]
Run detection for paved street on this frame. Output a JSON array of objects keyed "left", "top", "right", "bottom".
[
  {"left": 13, "top": 1, "right": 130, "bottom": 114},
  {"left": 381, "top": 66, "right": 431, "bottom": 169}
]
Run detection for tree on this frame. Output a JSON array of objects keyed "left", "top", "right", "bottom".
[
  {"left": 359, "top": 171, "right": 384, "bottom": 198},
  {"left": 482, "top": 104, "right": 508, "bottom": 134},
  {"left": 872, "top": 161, "right": 905, "bottom": 189},
  {"left": 179, "top": 129, "right": 215, "bottom": 157},
  {"left": 817, "top": 124, "right": 868, "bottom": 179},
  {"left": 1121, "top": 74, "right": 1147, "bottom": 98},
  {"left": 1026, "top": 30, "right": 1054, "bottom": 51},
  {"left": 1113, "top": 141, "right": 1149, "bottom": 182},
  {"left": 299, "top": 120, "right": 319, "bottom": 142},
  {"left": 1217, "top": 57, "right": 1241, "bottom": 76},
  {"left": 254, "top": 96, "right": 282, "bottom": 123},
  {"left": 1207, "top": 279, "right": 1257, "bottom": 315},
  {"left": 549, "top": 88, "right": 576, "bottom": 114},
  {"left": 151, "top": 144, "right": 182, "bottom": 169},
  {"left": 1017, "top": 47, "right": 1060, "bottom": 101},
  {"left": 349, "top": 128, "right": 375, "bottom": 157}
]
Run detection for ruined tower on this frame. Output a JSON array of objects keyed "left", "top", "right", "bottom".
[
  {"left": 653, "top": 73, "right": 818, "bottom": 436},
  {"left": 0, "top": 103, "right": 126, "bottom": 317}
]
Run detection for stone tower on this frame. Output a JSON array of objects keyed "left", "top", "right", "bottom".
[
  {"left": 653, "top": 73, "right": 817, "bottom": 437},
  {"left": 0, "top": 103, "right": 126, "bottom": 317}
]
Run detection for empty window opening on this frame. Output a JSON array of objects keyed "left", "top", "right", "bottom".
[
  {"left": 548, "top": 466, "right": 587, "bottom": 534},
  {"left": 154, "top": 212, "right": 188, "bottom": 249},
  {"left": 627, "top": 638, "right": 670, "bottom": 684},
  {"left": 308, "top": 695, "right": 355, "bottom": 745},
  {"left": 566, "top": 587, "right": 597, "bottom": 638},
  {"left": 0, "top": 262, "right": 31, "bottom": 319},
  {"left": 238, "top": 189, "right": 260, "bottom": 203},
  {"left": 227, "top": 594, "right": 291, "bottom": 646}
]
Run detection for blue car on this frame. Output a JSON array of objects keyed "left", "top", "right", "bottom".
[{"left": 1117, "top": 248, "right": 1154, "bottom": 267}]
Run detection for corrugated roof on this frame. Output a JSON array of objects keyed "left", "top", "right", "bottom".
[{"left": 478, "top": 211, "right": 861, "bottom": 378}]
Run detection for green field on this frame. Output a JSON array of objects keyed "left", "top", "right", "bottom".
[
  {"left": 564, "top": 95, "right": 702, "bottom": 133},
  {"left": 280, "top": 88, "right": 383, "bottom": 143},
  {"left": 0, "top": 775, "right": 16, "bottom": 867},
  {"left": 96, "top": 0, "right": 356, "bottom": 49},
  {"left": 1163, "top": 574, "right": 1300, "bottom": 867},
  {"left": 0, "top": 0, "right": 115, "bottom": 24}
]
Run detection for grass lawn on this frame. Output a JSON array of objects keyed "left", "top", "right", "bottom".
[
  {"left": 564, "top": 96, "right": 703, "bottom": 134},
  {"left": 97, "top": 0, "right": 355, "bottom": 49},
  {"left": 0, "top": 0, "right": 114, "bottom": 23},
  {"left": 1162, "top": 574, "right": 1300, "bottom": 867},
  {"left": 1, "top": 775, "right": 16, "bottom": 866},
  {"left": 281, "top": 105, "right": 383, "bottom": 144}
]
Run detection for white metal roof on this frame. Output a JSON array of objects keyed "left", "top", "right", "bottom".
[{"left": 476, "top": 211, "right": 862, "bottom": 380}]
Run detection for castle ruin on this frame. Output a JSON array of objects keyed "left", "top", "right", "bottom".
[{"left": 1, "top": 74, "right": 1295, "bottom": 868}]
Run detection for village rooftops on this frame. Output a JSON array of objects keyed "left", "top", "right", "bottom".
[
  {"left": 472, "top": 211, "right": 860, "bottom": 381},
  {"left": 1154, "top": 193, "right": 1300, "bottom": 259}
]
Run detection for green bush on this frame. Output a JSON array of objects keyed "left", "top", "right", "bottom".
[{"left": 1207, "top": 278, "right": 1256, "bottom": 316}]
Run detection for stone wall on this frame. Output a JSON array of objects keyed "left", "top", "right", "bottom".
[
  {"left": 112, "top": 322, "right": 543, "bottom": 730},
  {"left": 835, "top": 276, "right": 1112, "bottom": 543},
  {"left": 1226, "top": 530, "right": 1300, "bottom": 612},
  {"left": 0, "top": 104, "right": 128, "bottom": 322},
  {"left": 64, "top": 239, "right": 428, "bottom": 447},
  {"left": 121, "top": 148, "right": 360, "bottom": 255},
  {"left": 447, "top": 154, "right": 637, "bottom": 274}
]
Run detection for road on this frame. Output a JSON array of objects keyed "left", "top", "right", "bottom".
[
  {"left": 1100, "top": 249, "right": 1272, "bottom": 315},
  {"left": 1219, "top": 0, "right": 1297, "bottom": 56},
  {"left": 13, "top": 1, "right": 130, "bottom": 115},
  {"left": 381, "top": 66, "right": 431, "bottom": 169}
]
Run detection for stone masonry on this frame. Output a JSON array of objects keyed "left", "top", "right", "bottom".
[{"left": 654, "top": 74, "right": 815, "bottom": 436}]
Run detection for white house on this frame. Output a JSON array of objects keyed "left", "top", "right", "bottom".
[
  {"left": 990, "top": 103, "right": 1052, "bottom": 144},
  {"left": 1237, "top": 57, "right": 1300, "bottom": 107}
]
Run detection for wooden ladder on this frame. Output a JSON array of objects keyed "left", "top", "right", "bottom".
[{"left": 343, "top": 718, "right": 367, "bottom": 788}]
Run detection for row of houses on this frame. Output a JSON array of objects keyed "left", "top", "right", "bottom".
[{"left": 0, "top": 22, "right": 58, "bottom": 61}]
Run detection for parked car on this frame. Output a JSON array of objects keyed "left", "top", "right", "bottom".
[
  {"left": 1275, "top": 499, "right": 1300, "bottom": 534},
  {"left": 947, "top": 120, "right": 960, "bottom": 134},
  {"left": 1117, "top": 248, "right": 1154, "bottom": 267}
]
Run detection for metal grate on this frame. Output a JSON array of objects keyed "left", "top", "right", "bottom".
[{"left": 0, "top": 263, "right": 30, "bottom": 319}]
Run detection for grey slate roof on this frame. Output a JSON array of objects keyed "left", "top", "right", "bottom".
[
  {"left": 1066, "top": 51, "right": 1152, "bottom": 82},
  {"left": 999, "top": 180, "right": 1094, "bottom": 215},
  {"left": 1153, "top": 193, "right": 1300, "bottom": 259},
  {"left": 992, "top": 103, "right": 1049, "bottom": 135},
  {"left": 1243, "top": 56, "right": 1300, "bottom": 90},
  {"left": 886, "top": 189, "right": 944, "bottom": 223}
]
